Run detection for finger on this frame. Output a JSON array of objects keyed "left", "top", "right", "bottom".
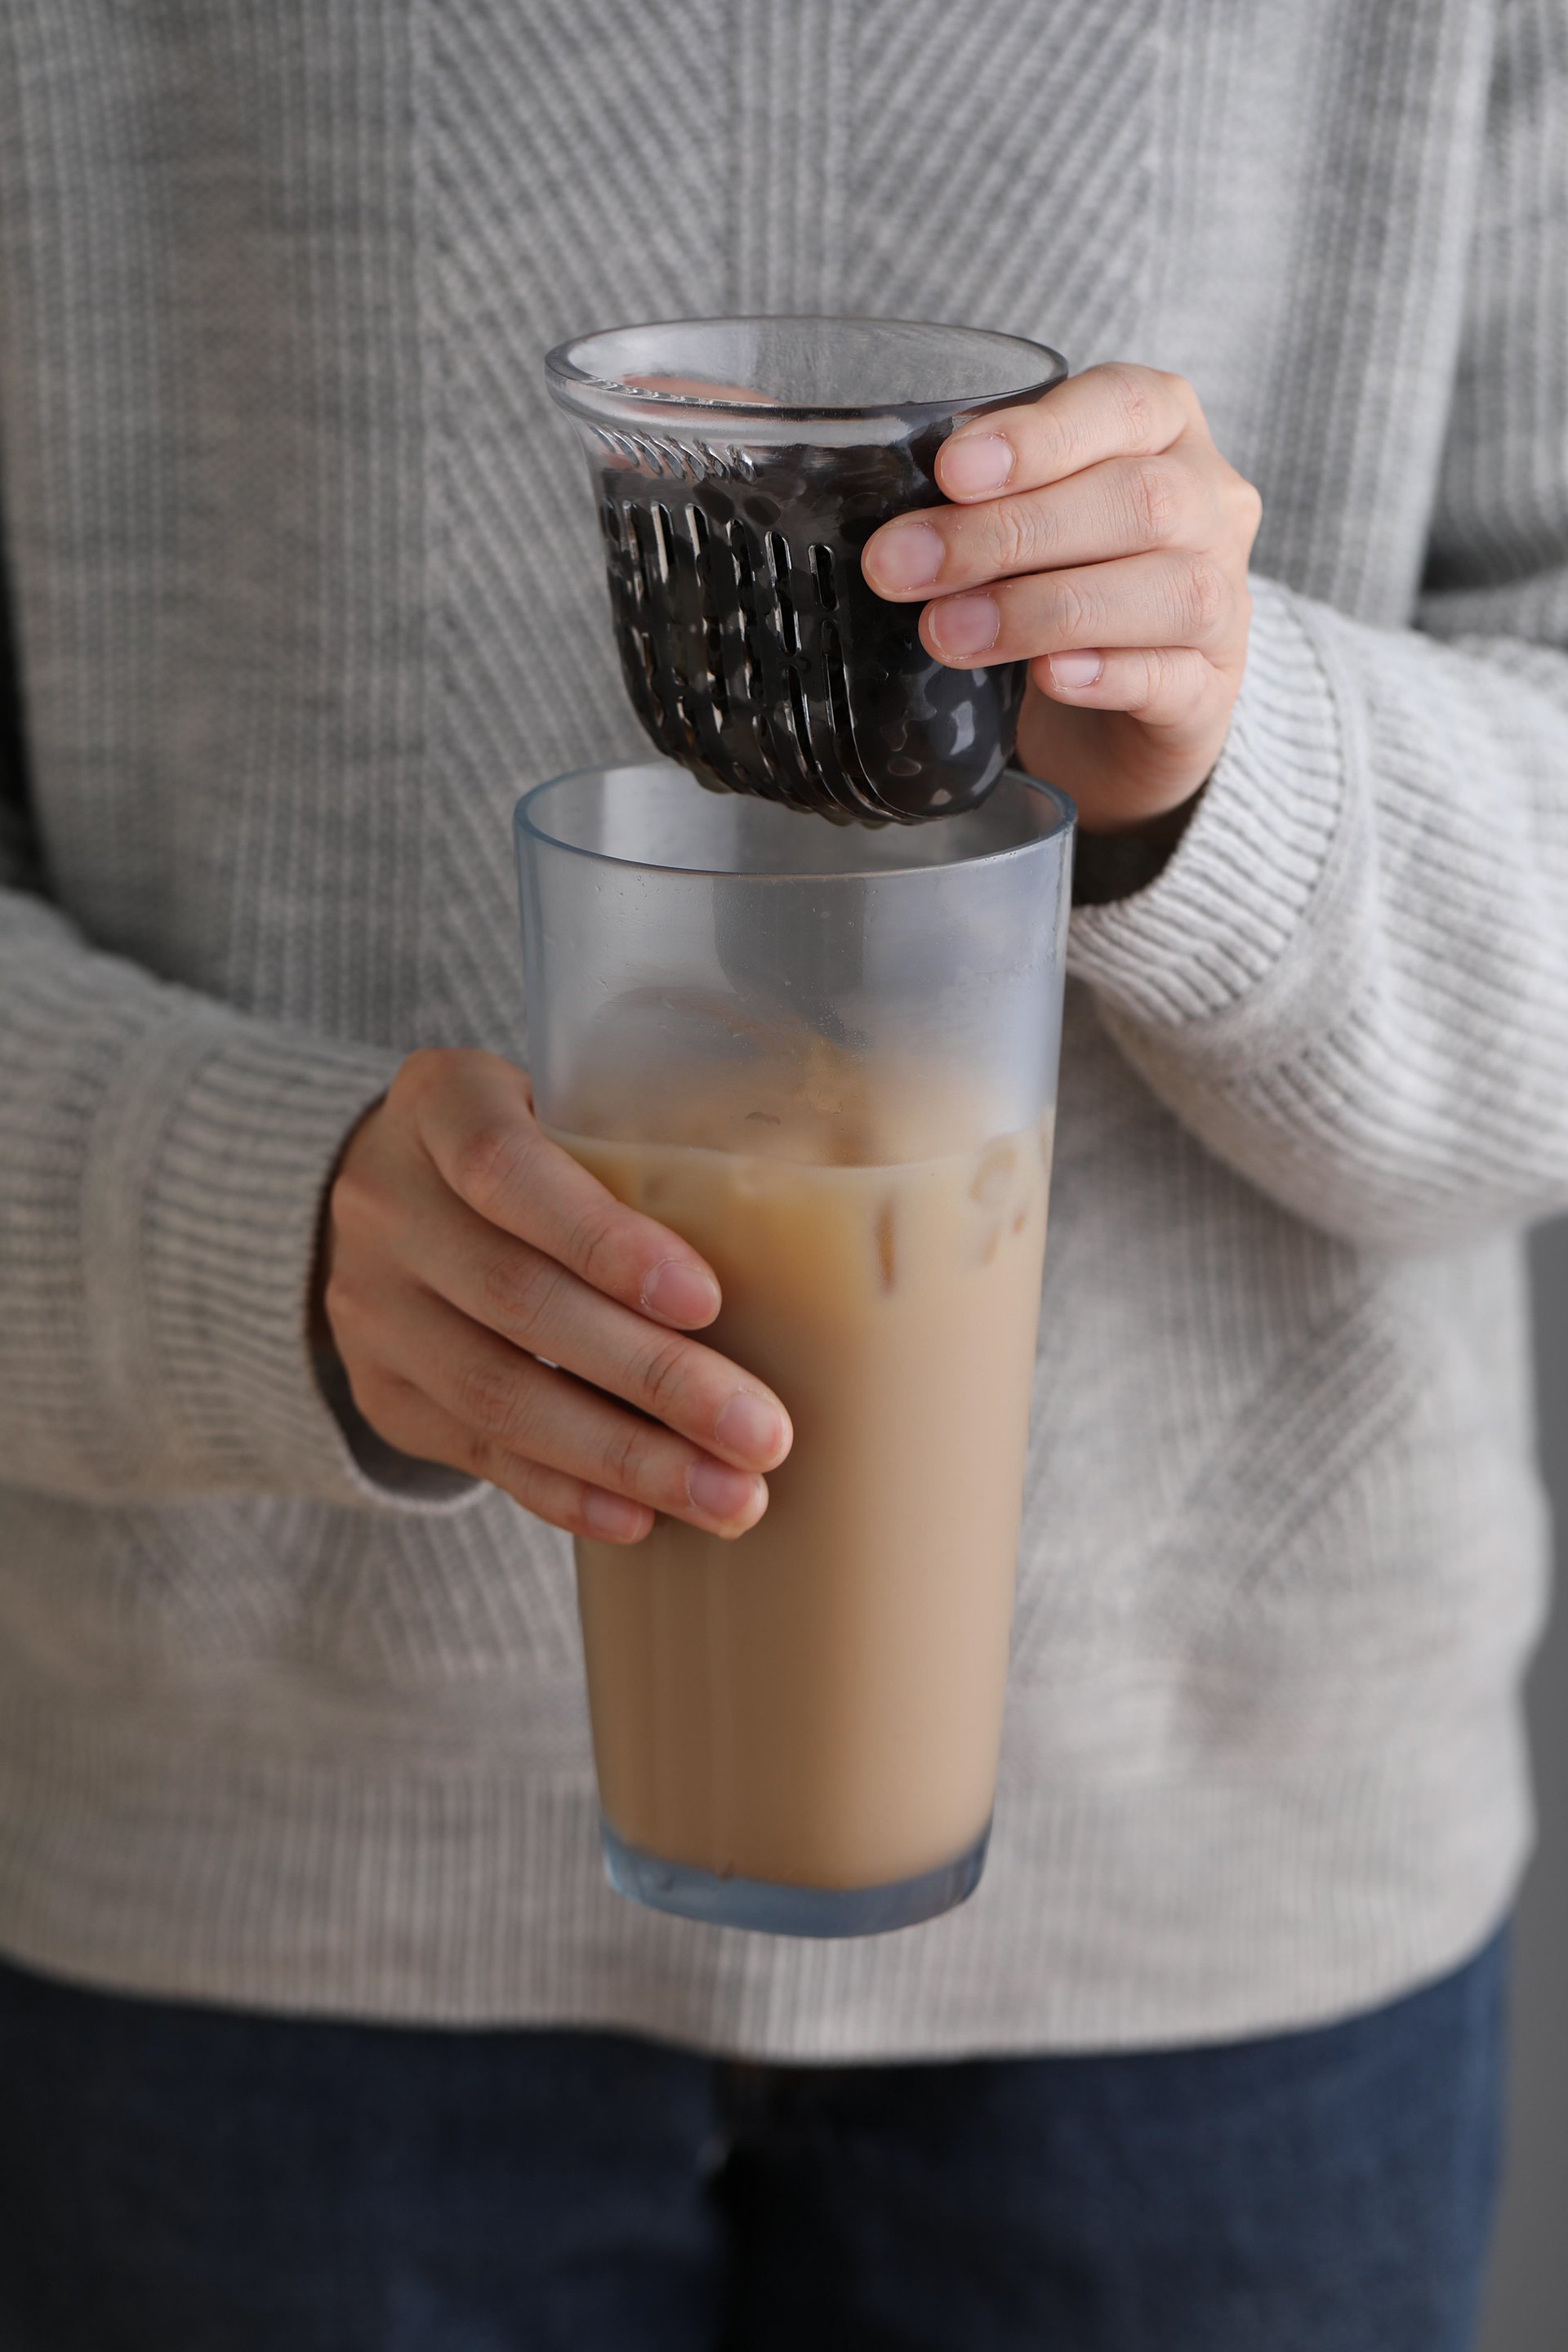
[
  {"left": 864, "top": 451, "right": 1210, "bottom": 602},
  {"left": 359, "top": 1284, "right": 769, "bottom": 1536},
  {"left": 1032, "top": 644, "right": 1217, "bottom": 731},
  {"left": 920, "top": 550, "right": 1234, "bottom": 668},
  {"left": 387, "top": 1195, "right": 791, "bottom": 1470},
  {"left": 351, "top": 1376, "right": 657, "bottom": 1544},
  {"left": 935, "top": 363, "right": 1200, "bottom": 502},
  {"left": 402, "top": 1051, "right": 723, "bottom": 1329}
]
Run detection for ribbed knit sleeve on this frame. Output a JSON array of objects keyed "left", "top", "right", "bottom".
[
  {"left": 1070, "top": 0, "right": 1568, "bottom": 1254},
  {"left": 0, "top": 683, "right": 461, "bottom": 1509},
  {"left": 0, "top": 868, "right": 466, "bottom": 1506}
]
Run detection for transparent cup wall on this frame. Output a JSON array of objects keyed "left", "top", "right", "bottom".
[{"left": 516, "top": 760, "right": 1074, "bottom": 1935}]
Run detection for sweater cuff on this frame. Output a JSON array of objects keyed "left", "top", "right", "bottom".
[
  {"left": 82, "top": 1016, "right": 480, "bottom": 1512},
  {"left": 1067, "top": 577, "right": 1349, "bottom": 1031}
]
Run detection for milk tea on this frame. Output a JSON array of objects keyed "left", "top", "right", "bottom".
[{"left": 564, "top": 1103, "right": 1049, "bottom": 1893}]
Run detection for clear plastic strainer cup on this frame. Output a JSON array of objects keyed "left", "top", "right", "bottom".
[
  {"left": 516, "top": 757, "right": 1074, "bottom": 1935},
  {"left": 546, "top": 317, "right": 1067, "bottom": 824}
]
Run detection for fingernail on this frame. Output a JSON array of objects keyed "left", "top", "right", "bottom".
[
  {"left": 1049, "top": 649, "right": 1104, "bottom": 689},
  {"left": 715, "top": 1389, "right": 790, "bottom": 1468},
  {"left": 583, "top": 1488, "right": 651, "bottom": 1542},
  {"left": 688, "top": 1457, "right": 762, "bottom": 1526},
  {"left": 930, "top": 593, "right": 1000, "bottom": 659},
  {"left": 942, "top": 434, "right": 1013, "bottom": 497},
  {"left": 866, "top": 520, "right": 942, "bottom": 593},
  {"left": 643, "top": 1258, "right": 720, "bottom": 1325}
]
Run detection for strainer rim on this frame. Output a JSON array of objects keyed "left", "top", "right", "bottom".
[{"left": 545, "top": 314, "right": 1069, "bottom": 425}]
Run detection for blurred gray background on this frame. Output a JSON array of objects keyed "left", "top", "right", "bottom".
[{"left": 1480, "top": 1222, "right": 1568, "bottom": 2350}]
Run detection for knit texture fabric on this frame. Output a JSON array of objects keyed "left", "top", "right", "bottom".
[{"left": 0, "top": 0, "right": 1562, "bottom": 2054}]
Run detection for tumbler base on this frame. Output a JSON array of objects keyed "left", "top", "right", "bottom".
[{"left": 599, "top": 1818, "right": 991, "bottom": 1937}]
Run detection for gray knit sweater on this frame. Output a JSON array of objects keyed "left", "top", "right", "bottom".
[{"left": 0, "top": 0, "right": 1563, "bottom": 2056}]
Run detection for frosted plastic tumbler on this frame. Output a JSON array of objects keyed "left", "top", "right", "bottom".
[{"left": 515, "top": 759, "right": 1074, "bottom": 1935}]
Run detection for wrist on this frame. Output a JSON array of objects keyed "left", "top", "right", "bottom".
[{"left": 1071, "top": 785, "right": 1207, "bottom": 906}]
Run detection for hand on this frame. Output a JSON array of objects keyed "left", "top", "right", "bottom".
[
  {"left": 862, "top": 363, "right": 1263, "bottom": 835},
  {"left": 318, "top": 1049, "right": 792, "bottom": 1544}
]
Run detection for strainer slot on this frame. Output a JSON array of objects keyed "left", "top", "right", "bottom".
[
  {"left": 767, "top": 532, "right": 800, "bottom": 656},
  {"left": 820, "top": 620, "right": 893, "bottom": 814},
  {"left": 625, "top": 504, "right": 654, "bottom": 614},
  {"left": 651, "top": 504, "right": 675, "bottom": 585},
  {"left": 728, "top": 521, "right": 764, "bottom": 703},
  {"left": 823, "top": 621, "right": 853, "bottom": 737},
  {"left": 668, "top": 686, "right": 699, "bottom": 755},
  {"left": 620, "top": 506, "right": 657, "bottom": 688},
  {"left": 705, "top": 622, "right": 728, "bottom": 714},
  {"left": 782, "top": 675, "right": 859, "bottom": 825},
  {"left": 600, "top": 500, "right": 621, "bottom": 546},
  {"left": 684, "top": 506, "right": 728, "bottom": 717},
  {"left": 809, "top": 544, "right": 838, "bottom": 610},
  {"left": 786, "top": 666, "right": 815, "bottom": 768}
]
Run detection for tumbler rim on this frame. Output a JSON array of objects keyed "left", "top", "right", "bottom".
[
  {"left": 514, "top": 763, "right": 1076, "bottom": 885},
  {"left": 545, "top": 314, "right": 1067, "bottom": 425}
]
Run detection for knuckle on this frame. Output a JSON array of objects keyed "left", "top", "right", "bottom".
[
  {"left": 1102, "top": 364, "right": 1157, "bottom": 448},
  {"left": 565, "top": 1201, "right": 628, "bottom": 1294},
  {"left": 1180, "top": 556, "right": 1227, "bottom": 637},
  {"left": 1208, "top": 466, "right": 1261, "bottom": 550},
  {"left": 479, "top": 1244, "right": 562, "bottom": 1336},
  {"left": 327, "top": 1143, "right": 390, "bottom": 1240},
  {"left": 1126, "top": 458, "right": 1178, "bottom": 545},
  {"left": 449, "top": 1117, "right": 528, "bottom": 1213},
  {"left": 1186, "top": 658, "right": 1217, "bottom": 719},
  {"left": 321, "top": 1268, "right": 369, "bottom": 1341},
  {"left": 599, "top": 1414, "right": 662, "bottom": 1498},
  {"left": 453, "top": 1351, "right": 524, "bottom": 1441},
  {"left": 394, "top": 1045, "right": 472, "bottom": 1124},
  {"left": 1051, "top": 575, "right": 1100, "bottom": 644},
  {"left": 1150, "top": 647, "right": 1197, "bottom": 715},
  {"left": 1033, "top": 392, "right": 1079, "bottom": 474},
  {"left": 636, "top": 1330, "right": 694, "bottom": 1423},
  {"left": 378, "top": 1058, "right": 421, "bottom": 1123},
  {"left": 988, "top": 496, "right": 1050, "bottom": 575},
  {"left": 1120, "top": 653, "right": 1163, "bottom": 718},
  {"left": 463, "top": 1428, "right": 506, "bottom": 1485},
  {"left": 395, "top": 1045, "right": 448, "bottom": 1096}
]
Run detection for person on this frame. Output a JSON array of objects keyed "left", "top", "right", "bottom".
[{"left": 0, "top": 2, "right": 1561, "bottom": 2345}]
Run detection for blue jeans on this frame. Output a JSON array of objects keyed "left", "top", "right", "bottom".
[{"left": 0, "top": 1931, "right": 1505, "bottom": 2351}]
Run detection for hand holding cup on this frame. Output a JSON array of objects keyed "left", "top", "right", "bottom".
[{"left": 318, "top": 1049, "right": 792, "bottom": 1544}]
